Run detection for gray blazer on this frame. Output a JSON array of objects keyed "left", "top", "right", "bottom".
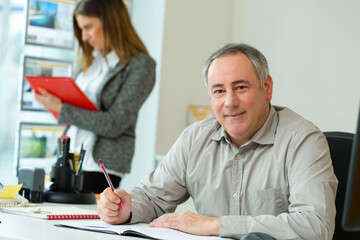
[{"left": 58, "top": 52, "right": 156, "bottom": 173}]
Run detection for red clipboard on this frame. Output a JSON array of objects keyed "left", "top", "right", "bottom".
[{"left": 25, "top": 76, "right": 99, "bottom": 119}]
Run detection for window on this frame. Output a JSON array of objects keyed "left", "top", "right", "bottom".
[{"left": 0, "top": 0, "right": 75, "bottom": 185}]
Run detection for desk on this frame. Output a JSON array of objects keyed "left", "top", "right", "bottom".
[{"left": 0, "top": 202, "right": 142, "bottom": 240}]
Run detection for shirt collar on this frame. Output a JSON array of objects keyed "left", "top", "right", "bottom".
[
  {"left": 251, "top": 105, "right": 277, "bottom": 145},
  {"left": 92, "top": 50, "right": 119, "bottom": 70},
  {"left": 211, "top": 104, "right": 278, "bottom": 146},
  {"left": 211, "top": 121, "right": 225, "bottom": 141}
]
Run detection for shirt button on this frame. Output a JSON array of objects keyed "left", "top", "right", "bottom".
[
  {"left": 233, "top": 193, "right": 238, "bottom": 198},
  {"left": 236, "top": 154, "right": 242, "bottom": 159}
]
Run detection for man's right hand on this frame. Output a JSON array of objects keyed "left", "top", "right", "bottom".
[{"left": 97, "top": 187, "right": 132, "bottom": 224}]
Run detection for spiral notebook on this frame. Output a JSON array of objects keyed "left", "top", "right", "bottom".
[
  {"left": 0, "top": 206, "right": 99, "bottom": 220},
  {"left": 0, "top": 184, "right": 34, "bottom": 207},
  {"left": 0, "top": 194, "right": 30, "bottom": 208}
]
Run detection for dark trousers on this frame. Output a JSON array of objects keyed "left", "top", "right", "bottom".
[
  {"left": 241, "top": 232, "right": 276, "bottom": 240},
  {"left": 82, "top": 171, "right": 121, "bottom": 193}
]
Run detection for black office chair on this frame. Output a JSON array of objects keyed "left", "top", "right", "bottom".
[{"left": 324, "top": 131, "right": 360, "bottom": 239}]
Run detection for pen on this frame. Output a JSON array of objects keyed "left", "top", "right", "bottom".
[
  {"left": 58, "top": 136, "right": 70, "bottom": 166},
  {"left": 64, "top": 138, "right": 70, "bottom": 165},
  {"left": 77, "top": 143, "right": 84, "bottom": 171},
  {"left": 76, "top": 149, "right": 85, "bottom": 176},
  {"left": 78, "top": 143, "right": 84, "bottom": 165},
  {"left": 69, "top": 159, "right": 74, "bottom": 173},
  {"left": 98, "top": 159, "right": 122, "bottom": 209},
  {"left": 58, "top": 138, "right": 61, "bottom": 157}
]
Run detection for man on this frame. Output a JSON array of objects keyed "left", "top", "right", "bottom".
[{"left": 97, "top": 43, "right": 338, "bottom": 239}]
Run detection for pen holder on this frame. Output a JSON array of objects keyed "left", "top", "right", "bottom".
[
  {"left": 51, "top": 164, "right": 73, "bottom": 192},
  {"left": 50, "top": 153, "right": 75, "bottom": 193},
  {"left": 71, "top": 173, "right": 83, "bottom": 192}
]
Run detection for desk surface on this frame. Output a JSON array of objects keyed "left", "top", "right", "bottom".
[{"left": 0, "top": 202, "right": 142, "bottom": 240}]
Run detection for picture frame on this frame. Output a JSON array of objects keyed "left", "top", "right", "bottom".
[
  {"left": 25, "top": 0, "right": 76, "bottom": 49},
  {"left": 187, "top": 105, "right": 213, "bottom": 126},
  {"left": 20, "top": 55, "right": 73, "bottom": 112},
  {"left": 14, "top": 121, "right": 67, "bottom": 176}
]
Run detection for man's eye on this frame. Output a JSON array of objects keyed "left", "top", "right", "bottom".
[
  {"left": 214, "top": 90, "right": 224, "bottom": 94},
  {"left": 236, "top": 86, "right": 246, "bottom": 90}
]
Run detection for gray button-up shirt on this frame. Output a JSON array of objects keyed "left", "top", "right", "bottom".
[{"left": 130, "top": 105, "right": 338, "bottom": 240}]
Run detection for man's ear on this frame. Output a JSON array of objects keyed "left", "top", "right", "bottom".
[{"left": 264, "top": 74, "right": 273, "bottom": 102}]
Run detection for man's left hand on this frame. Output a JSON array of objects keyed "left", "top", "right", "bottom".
[{"left": 148, "top": 211, "right": 220, "bottom": 236}]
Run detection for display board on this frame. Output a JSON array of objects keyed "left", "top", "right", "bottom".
[
  {"left": 25, "top": 0, "right": 76, "bottom": 49},
  {"left": 20, "top": 55, "right": 73, "bottom": 111},
  {"left": 15, "top": 122, "right": 67, "bottom": 175}
]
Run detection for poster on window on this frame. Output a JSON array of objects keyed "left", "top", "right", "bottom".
[
  {"left": 15, "top": 122, "right": 67, "bottom": 175},
  {"left": 25, "top": 0, "right": 76, "bottom": 49},
  {"left": 20, "top": 55, "right": 73, "bottom": 112}
]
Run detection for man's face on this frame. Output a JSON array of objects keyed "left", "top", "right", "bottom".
[{"left": 207, "top": 52, "right": 273, "bottom": 147}]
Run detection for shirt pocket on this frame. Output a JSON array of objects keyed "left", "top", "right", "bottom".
[{"left": 244, "top": 188, "right": 288, "bottom": 216}]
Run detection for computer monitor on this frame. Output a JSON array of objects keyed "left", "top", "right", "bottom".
[{"left": 342, "top": 105, "right": 360, "bottom": 231}]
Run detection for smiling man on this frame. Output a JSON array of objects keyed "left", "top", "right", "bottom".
[
  {"left": 97, "top": 43, "right": 338, "bottom": 240},
  {"left": 207, "top": 51, "right": 272, "bottom": 147}
]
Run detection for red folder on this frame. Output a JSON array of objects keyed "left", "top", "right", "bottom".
[{"left": 25, "top": 76, "right": 99, "bottom": 119}]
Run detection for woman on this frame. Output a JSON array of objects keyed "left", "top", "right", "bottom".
[{"left": 35, "top": 0, "right": 155, "bottom": 193}]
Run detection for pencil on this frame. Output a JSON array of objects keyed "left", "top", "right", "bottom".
[{"left": 98, "top": 159, "right": 122, "bottom": 209}]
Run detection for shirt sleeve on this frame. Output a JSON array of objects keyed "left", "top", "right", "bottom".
[
  {"left": 219, "top": 130, "right": 338, "bottom": 240},
  {"left": 129, "top": 127, "right": 191, "bottom": 223}
]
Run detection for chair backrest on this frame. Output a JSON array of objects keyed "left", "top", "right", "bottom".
[{"left": 324, "top": 131, "right": 360, "bottom": 239}]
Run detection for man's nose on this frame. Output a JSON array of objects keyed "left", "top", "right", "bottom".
[{"left": 224, "top": 91, "right": 239, "bottom": 108}]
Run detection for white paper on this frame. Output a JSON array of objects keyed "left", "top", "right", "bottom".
[{"left": 56, "top": 220, "right": 225, "bottom": 240}]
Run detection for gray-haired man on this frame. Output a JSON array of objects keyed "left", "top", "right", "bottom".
[{"left": 97, "top": 43, "right": 337, "bottom": 240}]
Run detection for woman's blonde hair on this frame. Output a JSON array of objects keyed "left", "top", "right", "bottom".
[{"left": 73, "top": 0, "right": 148, "bottom": 71}]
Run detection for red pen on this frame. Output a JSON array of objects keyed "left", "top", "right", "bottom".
[{"left": 98, "top": 159, "right": 123, "bottom": 209}]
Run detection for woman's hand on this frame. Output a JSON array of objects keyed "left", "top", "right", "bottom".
[{"left": 34, "top": 88, "right": 63, "bottom": 113}]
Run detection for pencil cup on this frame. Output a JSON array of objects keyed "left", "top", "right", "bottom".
[
  {"left": 71, "top": 173, "right": 83, "bottom": 192},
  {"left": 51, "top": 164, "right": 73, "bottom": 192}
]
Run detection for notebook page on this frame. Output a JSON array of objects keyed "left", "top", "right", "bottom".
[{"left": 56, "top": 220, "right": 224, "bottom": 240}]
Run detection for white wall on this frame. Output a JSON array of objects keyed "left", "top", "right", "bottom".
[
  {"left": 155, "top": 0, "right": 235, "bottom": 155},
  {"left": 154, "top": 0, "right": 360, "bottom": 158},
  {"left": 231, "top": 0, "right": 360, "bottom": 133},
  {"left": 120, "top": 0, "right": 166, "bottom": 191}
]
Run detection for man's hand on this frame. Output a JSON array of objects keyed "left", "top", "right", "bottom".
[
  {"left": 97, "top": 187, "right": 132, "bottom": 225},
  {"left": 149, "top": 211, "right": 220, "bottom": 236},
  {"left": 34, "top": 88, "right": 63, "bottom": 113}
]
